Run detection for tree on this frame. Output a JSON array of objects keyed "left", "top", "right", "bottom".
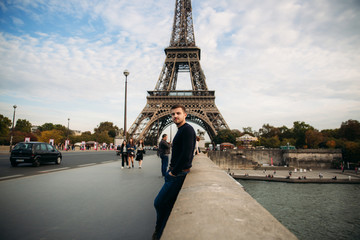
[
  {"left": 259, "top": 124, "right": 280, "bottom": 138},
  {"left": 38, "top": 123, "right": 55, "bottom": 132},
  {"left": 259, "top": 136, "right": 281, "bottom": 148},
  {"left": 242, "top": 127, "right": 253, "bottom": 135},
  {"left": 12, "top": 131, "right": 38, "bottom": 144},
  {"left": 15, "top": 119, "right": 32, "bottom": 133},
  {"left": 94, "top": 122, "right": 118, "bottom": 133},
  {"left": 339, "top": 120, "right": 360, "bottom": 141},
  {"left": 0, "top": 114, "right": 11, "bottom": 137},
  {"left": 38, "top": 130, "right": 65, "bottom": 145},
  {"left": 278, "top": 126, "right": 293, "bottom": 140},
  {"left": 94, "top": 122, "right": 119, "bottom": 138},
  {"left": 321, "top": 129, "right": 339, "bottom": 139},
  {"left": 292, "top": 121, "right": 314, "bottom": 148},
  {"left": 326, "top": 140, "right": 336, "bottom": 148},
  {"left": 280, "top": 138, "right": 296, "bottom": 147},
  {"left": 94, "top": 131, "right": 112, "bottom": 144},
  {"left": 342, "top": 141, "right": 360, "bottom": 164},
  {"left": 305, "top": 129, "right": 323, "bottom": 149},
  {"left": 213, "top": 129, "right": 237, "bottom": 144}
]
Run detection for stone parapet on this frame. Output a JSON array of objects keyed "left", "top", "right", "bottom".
[
  {"left": 208, "top": 149, "right": 342, "bottom": 169},
  {"left": 161, "top": 154, "right": 298, "bottom": 240}
]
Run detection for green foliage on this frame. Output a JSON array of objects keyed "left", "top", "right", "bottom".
[
  {"left": 259, "top": 136, "right": 281, "bottom": 148},
  {"left": 39, "top": 123, "right": 55, "bottom": 131},
  {"left": 94, "top": 121, "right": 119, "bottom": 139},
  {"left": 94, "top": 131, "right": 112, "bottom": 144},
  {"left": 292, "top": 121, "right": 314, "bottom": 148},
  {"left": 339, "top": 120, "right": 360, "bottom": 141},
  {"left": 0, "top": 114, "right": 11, "bottom": 137},
  {"left": 305, "top": 129, "right": 323, "bottom": 149},
  {"left": 242, "top": 127, "right": 254, "bottom": 135},
  {"left": 38, "top": 130, "right": 65, "bottom": 144},
  {"left": 342, "top": 141, "right": 360, "bottom": 163},
  {"left": 213, "top": 129, "right": 237, "bottom": 144},
  {"left": 15, "top": 119, "right": 32, "bottom": 133}
]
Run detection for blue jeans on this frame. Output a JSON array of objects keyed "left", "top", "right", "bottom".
[
  {"left": 160, "top": 155, "right": 169, "bottom": 177},
  {"left": 154, "top": 170, "right": 188, "bottom": 239}
]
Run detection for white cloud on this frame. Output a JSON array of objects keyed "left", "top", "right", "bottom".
[{"left": 0, "top": 0, "right": 359, "bottom": 134}]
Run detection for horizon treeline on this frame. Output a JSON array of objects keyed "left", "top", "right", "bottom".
[{"left": 0, "top": 115, "right": 359, "bottom": 162}]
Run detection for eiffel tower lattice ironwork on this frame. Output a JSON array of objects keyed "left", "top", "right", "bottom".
[{"left": 128, "top": 0, "right": 229, "bottom": 142}]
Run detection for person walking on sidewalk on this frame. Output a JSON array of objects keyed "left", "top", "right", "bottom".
[
  {"left": 120, "top": 140, "right": 128, "bottom": 169},
  {"left": 127, "top": 138, "right": 136, "bottom": 168},
  {"left": 153, "top": 104, "right": 196, "bottom": 240},
  {"left": 194, "top": 136, "right": 200, "bottom": 155},
  {"left": 158, "top": 134, "right": 171, "bottom": 177},
  {"left": 136, "top": 139, "right": 145, "bottom": 169}
]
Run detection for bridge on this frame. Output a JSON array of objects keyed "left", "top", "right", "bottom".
[{"left": 0, "top": 152, "right": 296, "bottom": 239}]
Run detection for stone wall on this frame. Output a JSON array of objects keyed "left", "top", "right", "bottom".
[
  {"left": 283, "top": 149, "right": 342, "bottom": 169},
  {"left": 208, "top": 149, "right": 342, "bottom": 169},
  {"left": 162, "top": 155, "right": 298, "bottom": 240}
]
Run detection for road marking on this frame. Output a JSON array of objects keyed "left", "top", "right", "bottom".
[
  {"left": 39, "top": 167, "right": 70, "bottom": 173},
  {"left": 78, "top": 163, "right": 97, "bottom": 168},
  {"left": 0, "top": 174, "right": 24, "bottom": 181},
  {"left": 101, "top": 160, "right": 115, "bottom": 164}
]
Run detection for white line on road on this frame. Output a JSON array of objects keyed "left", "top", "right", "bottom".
[
  {"left": 101, "top": 160, "right": 115, "bottom": 164},
  {"left": 39, "top": 167, "right": 70, "bottom": 173},
  {"left": 78, "top": 163, "right": 97, "bottom": 168},
  {"left": 0, "top": 174, "right": 24, "bottom": 181}
]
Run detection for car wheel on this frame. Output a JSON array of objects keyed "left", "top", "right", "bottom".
[
  {"left": 11, "top": 161, "right": 17, "bottom": 167},
  {"left": 33, "top": 159, "right": 40, "bottom": 167},
  {"left": 55, "top": 156, "right": 61, "bottom": 165}
]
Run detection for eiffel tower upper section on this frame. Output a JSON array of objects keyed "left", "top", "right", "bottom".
[
  {"left": 154, "top": 0, "right": 208, "bottom": 92},
  {"left": 128, "top": 0, "right": 229, "bottom": 142}
]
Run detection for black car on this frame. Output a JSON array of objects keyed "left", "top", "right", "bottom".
[{"left": 10, "top": 142, "right": 62, "bottom": 167}]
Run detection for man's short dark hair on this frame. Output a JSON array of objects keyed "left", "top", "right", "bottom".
[
  {"left": 171, "top": 104, "right": 186, "bottom": 113},
  {"left": 162, "top": 134, "right": 167, "bottom": 139}
]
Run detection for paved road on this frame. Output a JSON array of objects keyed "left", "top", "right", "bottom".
[
  {"left": 0, "top": 150, "right": 157, "bottom": 181},
  {"left": 0, "top": 153, "right": 164, "bottom": 240}
]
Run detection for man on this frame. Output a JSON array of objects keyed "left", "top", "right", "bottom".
[
  {"left": 158, "top": 134, "right": 171, "bottom": 177},
  {"left": 153, "top": 104, "right": 196, "bottom": 240}
]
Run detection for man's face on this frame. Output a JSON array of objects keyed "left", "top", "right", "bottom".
[{"left": 171, "top": 107, "right": 187, "bottom": 126}]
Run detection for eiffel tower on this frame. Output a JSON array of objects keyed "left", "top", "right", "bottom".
[{"left": 128, "top": 0, "right": 229, "bottom": 142}]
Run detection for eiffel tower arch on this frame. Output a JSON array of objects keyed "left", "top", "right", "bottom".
[{"left": 128, "top": 0, "right": 229, "bottom": 142}]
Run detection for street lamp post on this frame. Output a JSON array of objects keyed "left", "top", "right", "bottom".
[
  {"left": 9, "top": 105, "right": 17, "bottom": 151},
  {"left": 123, "top": 69, "right": 129, "bottom": 140},
  {"left": 66, "top": 118, "right": 70, "bottom": 151},
  {"left": 67, "top": 118, "right": 70, "bottom": 140}
]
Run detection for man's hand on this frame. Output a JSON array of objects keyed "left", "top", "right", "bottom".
[{"left": 168, "top": 171, "right": 176, "bottom": 177}]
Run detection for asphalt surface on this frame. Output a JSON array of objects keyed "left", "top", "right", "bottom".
[
  {"left": 0, "top": 151, "right": 164, "bottom": 240},
  {"left": 0, "top": 150, "right": 141, "bottom": 180}
]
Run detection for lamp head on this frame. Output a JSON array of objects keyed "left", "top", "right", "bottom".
[{"left": 123, "top": 69, "right": 130, "bottom": 77}]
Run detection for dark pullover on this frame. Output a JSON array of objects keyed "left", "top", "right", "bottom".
[{"left": 169, "top": 123, "right": 196, "bottom": 176}]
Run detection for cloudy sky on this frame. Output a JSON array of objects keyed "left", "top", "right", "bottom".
[{"left": 1, "top": 0, "right": 359, "bottom": 135}]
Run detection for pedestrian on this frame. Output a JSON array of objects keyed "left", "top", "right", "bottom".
[
  {"left": 158, "top": 134, "right": 171, "bottom": 177},
  {"left": 152, "top": 104, "right": 196, "bottom": 240},
  {"left": 120, "top": 140, "right": 128, "bottom": 169},
  {"left": 127, "top": 138, "right": 136, "bottom": 168},
  {"left": 194, "top": 136, "right": 200, "bottom": 155},
  {"left": 136, "top": 139, "right": 145, "bottom": 169}
]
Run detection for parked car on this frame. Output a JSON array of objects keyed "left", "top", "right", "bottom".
[{"left": 10, "top": 142, "right": 62, "bottom": 167}]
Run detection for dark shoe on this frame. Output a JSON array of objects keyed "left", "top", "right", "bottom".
[{"left": 152, "top": 231, "right": 159, "bottom": 240}]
